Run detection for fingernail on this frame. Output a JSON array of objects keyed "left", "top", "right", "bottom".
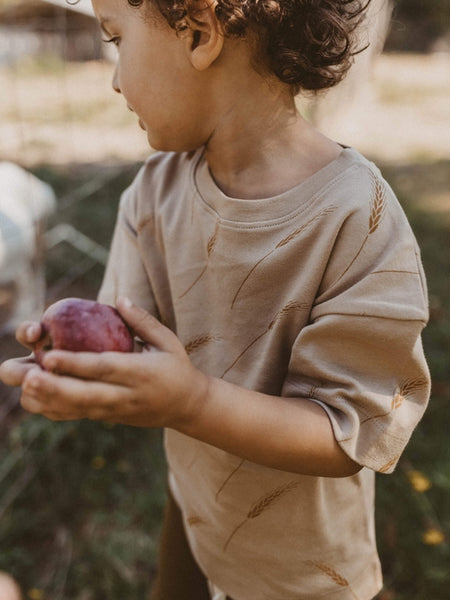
[
  {"left": 118, "top": 296, "right": 132, "bottom": 308},
  {"left": 43, "top": 355, "right": 56, "bottom": 371},
  {"left": 27, "top": 323, "right": 40, "bottom": 338}
]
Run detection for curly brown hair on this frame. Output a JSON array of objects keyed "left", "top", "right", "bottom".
[{"left": 127, "top": 0, "right": 371, "bottom": 93}]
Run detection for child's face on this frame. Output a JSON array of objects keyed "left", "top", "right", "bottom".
[{"left": 91, "top": 0, "right": 213, "bottom": 151}]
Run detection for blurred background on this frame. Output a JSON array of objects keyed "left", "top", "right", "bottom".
[{"left": 0, "top": 0, "right": 449, "bottom": 598}]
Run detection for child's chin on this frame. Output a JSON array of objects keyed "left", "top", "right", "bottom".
[{"left": 148, "top": 133, "right": 203, "bottom": 154}]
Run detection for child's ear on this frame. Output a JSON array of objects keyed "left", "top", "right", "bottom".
[{"left": 184, "top": 1, "right": 224, "bottom": 71}]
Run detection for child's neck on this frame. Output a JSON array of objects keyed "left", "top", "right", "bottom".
[{"left": 204, "top": 77, "right": 341, "bottom": 200}]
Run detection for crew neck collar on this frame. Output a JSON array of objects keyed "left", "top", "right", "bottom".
[{"left": 193, "top": 146, "right": 361, "bottom": 225}]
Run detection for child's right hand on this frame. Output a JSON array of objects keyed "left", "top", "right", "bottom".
[{"left": 0, "top": 321, "right": 43, "bottom": 387}]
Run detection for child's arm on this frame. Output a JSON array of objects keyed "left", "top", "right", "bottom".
[{"left": 1, "top": 297, "right": 360, "bottom": 478}]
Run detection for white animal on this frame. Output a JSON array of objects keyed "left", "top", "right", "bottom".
[{"left": 0, "top": 162, "right": 55, "bottom": 333}]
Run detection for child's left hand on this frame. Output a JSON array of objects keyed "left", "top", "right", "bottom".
[{"left": 18, "top": 298, "right": 210, "bottom": 428}]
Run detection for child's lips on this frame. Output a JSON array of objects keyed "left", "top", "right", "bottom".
[{"left": 126, "top": 104, "right": 145, "bottom": 130}]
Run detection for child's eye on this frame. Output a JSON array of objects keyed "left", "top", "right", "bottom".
[{"left": 102, "top": 36, "right": 120, "bottom": 47}]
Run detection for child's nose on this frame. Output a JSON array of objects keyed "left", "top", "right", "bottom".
[{"left": 112, "top": 66, "right": 121, "bottom": 94}]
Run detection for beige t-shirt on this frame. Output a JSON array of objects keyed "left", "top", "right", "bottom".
[{"left": 99, "top": 147, "right": 430, "bottom": 600}]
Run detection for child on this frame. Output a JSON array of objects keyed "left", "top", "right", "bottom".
[{"left": 0, "top": 1, "right": 430, "bottom": 598}]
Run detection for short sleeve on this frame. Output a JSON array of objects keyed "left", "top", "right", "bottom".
[
  {"left": 97, "top": 171, "right": 158, "bottom": 317},
  {"left": 282, "top": 171, "right": 431, "bottom": 474}
]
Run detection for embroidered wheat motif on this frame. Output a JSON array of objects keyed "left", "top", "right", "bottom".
[
  {"left": 379, "top": 456, "right": 400, "bottom": 473},
  {"left": 223, "top": 480, "right": 300, "bottom": 551},
  {"left": 274, "top": 300, "right": 310, "bottom": 320},
  {"left": 308, "top": 384, "right": 321, "bottom": 399},
  {"left": 221, "top": 301, "right": 309, "bottom": 377},
  {"left": 399, "top": 377, "right": 428, "bottom": 397},
  {"left": 185, "top": 334, "right": 220, "bottom": 355},
  {"left": 391, "top": 377, "right": 428, "bottom": 410},
  {"left": 332, "top": 173, "right": 387, "bottom": 286},
  {"left": 362, "top": 376, "right": 428, "bottom": 425},
  {"left": 305, "top": 561, "right": 360, "bottom": 599},
  {"left": 391, "top": 393, "right": 404, "bottom": 410},
  {"left": 368, "top": 175, "right": 386, "bottom": 234},
  {"left": 360, "top": 410, "right": 391, "bottom": 425},
  {"left": 372, "top": 269, "right": 419, "bottom": 276},
  {"left": 136, "top": 215, "right": 154, "bottom": 234},
  {"left": 179, "top": 221, "right": 220, "bottom": 298},
  {"left": 187, "top": 515, "right": 204, "bottom": 527},
  {"left": 215, "top": 458, "right": 246, "bottom": 500},
  {"left": 230, "top": 205, "right": 337, "bottom": 309}
]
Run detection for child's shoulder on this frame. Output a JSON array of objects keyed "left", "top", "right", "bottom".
[
  {"left": 314, "top": 147, "right": 416, "bottom": 257},
  {"left": 119, "top": 149, "right": 202, "bottom": 216},
  {"left": 328, "top": 147, "right": 388, "bottom": 196},
  {"left": 328, "top": 147, "right": 400, "bottom": 216},
  {"left": 143, "top": 148, "right": 202, "bottom": 171},
  {"left": 139, "top": 149, "right": 201, "bottom": 190}
]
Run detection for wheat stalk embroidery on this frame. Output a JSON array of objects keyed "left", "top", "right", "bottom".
[
  {"left": 136, "top": 215, "right": 154, "bottom": 234},
  {"left": 215, "top": 458, "right": 246, "bottom": 500},
  {"left": 220, "top": 301, "right": 309, "bottom": 378},
  {"left": 305, "top": 561, "right": 360, "bottom": 599},
  {"left": 308, "top": 383, "right": 323, "bottom": 399},
  {"left": 230, "top": 205, "right": 337, "bottom": 309},
  {"left": 379, "top": 455, "right": 400, "bottom": 473},
  {"left": 185, "top": 334, "right": 220, "bottom": 356},
  {"left": 187, "top": 515, "right": 204, "bottom": 527},
  {"left": 391, "top": 377, "right": 428, "bottom": 410},
  {"left": 372, "top": 269, "right": 419, "bottom": 276},
  {"left": 179, "top": 221, "right": 220, "bottom": 299},
  {"left": 361, "top": 377, "right": 428, "bottom": 425},
  {"left": 332, "top": 173, "right": 387, "bottom": 287},
  {"left": 223, "top": 480, "right": 300, "bottom": 551}
]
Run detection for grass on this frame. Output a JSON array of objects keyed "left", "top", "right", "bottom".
[
  {"left": 374, "top": 162, "right": 450, "bottom": 599},
  {"left": 0, "top": 164, "right": 169, "bottom": 600},
  {"left": 0, "top": 157, "right": 448, "bottom": 599},
  {"left": 0, "top": 418, "right": 167, "bottom": 599}
]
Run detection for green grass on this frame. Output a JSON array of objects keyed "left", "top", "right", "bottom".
[
  {"left": 373, "top": 161, "right": 450, "bottom": 599},
  {"left": 0, "top": 418, "right": 166, "bottom": 599},
  {"left": 0, "top": 159, "right": 449, "bottom": 599}
]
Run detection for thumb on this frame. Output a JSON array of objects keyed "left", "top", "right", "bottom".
[
  {"left": 0, "top": 355, "right": 38, "bottom": 387},
  {"left": 116, "top": 296, "right": 178, "bottom": 352}
]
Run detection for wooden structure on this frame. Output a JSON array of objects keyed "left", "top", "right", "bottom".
[{"left": 0, "top": 0, "right": 101, "bottom": 62}]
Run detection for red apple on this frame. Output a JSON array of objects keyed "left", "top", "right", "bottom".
[{"left": 34, "top": 297, "right": 134, "bottom": 367}]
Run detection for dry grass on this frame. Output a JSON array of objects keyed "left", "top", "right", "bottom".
[{"left": 0, "top": 59, "right": 149, "bottom": 166}]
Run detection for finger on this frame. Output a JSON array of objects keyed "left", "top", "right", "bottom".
[
  {"left": 0, "top": 355, "right": 39, "bottom": 387},
  {"left": 22, "top": 367, "right": 131, "bottom": 421},
  {"left": 15, "top": 321, "right": 43, "bottom": 348},
  {"left": 41, "top": 349, "right": 139, "bottom": 384},
  {"left": 116, "top": 296, "right": 179, "bottom": 352},
  {"left": 20, "top": 393, "right": 45, "bottom": 416}
]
